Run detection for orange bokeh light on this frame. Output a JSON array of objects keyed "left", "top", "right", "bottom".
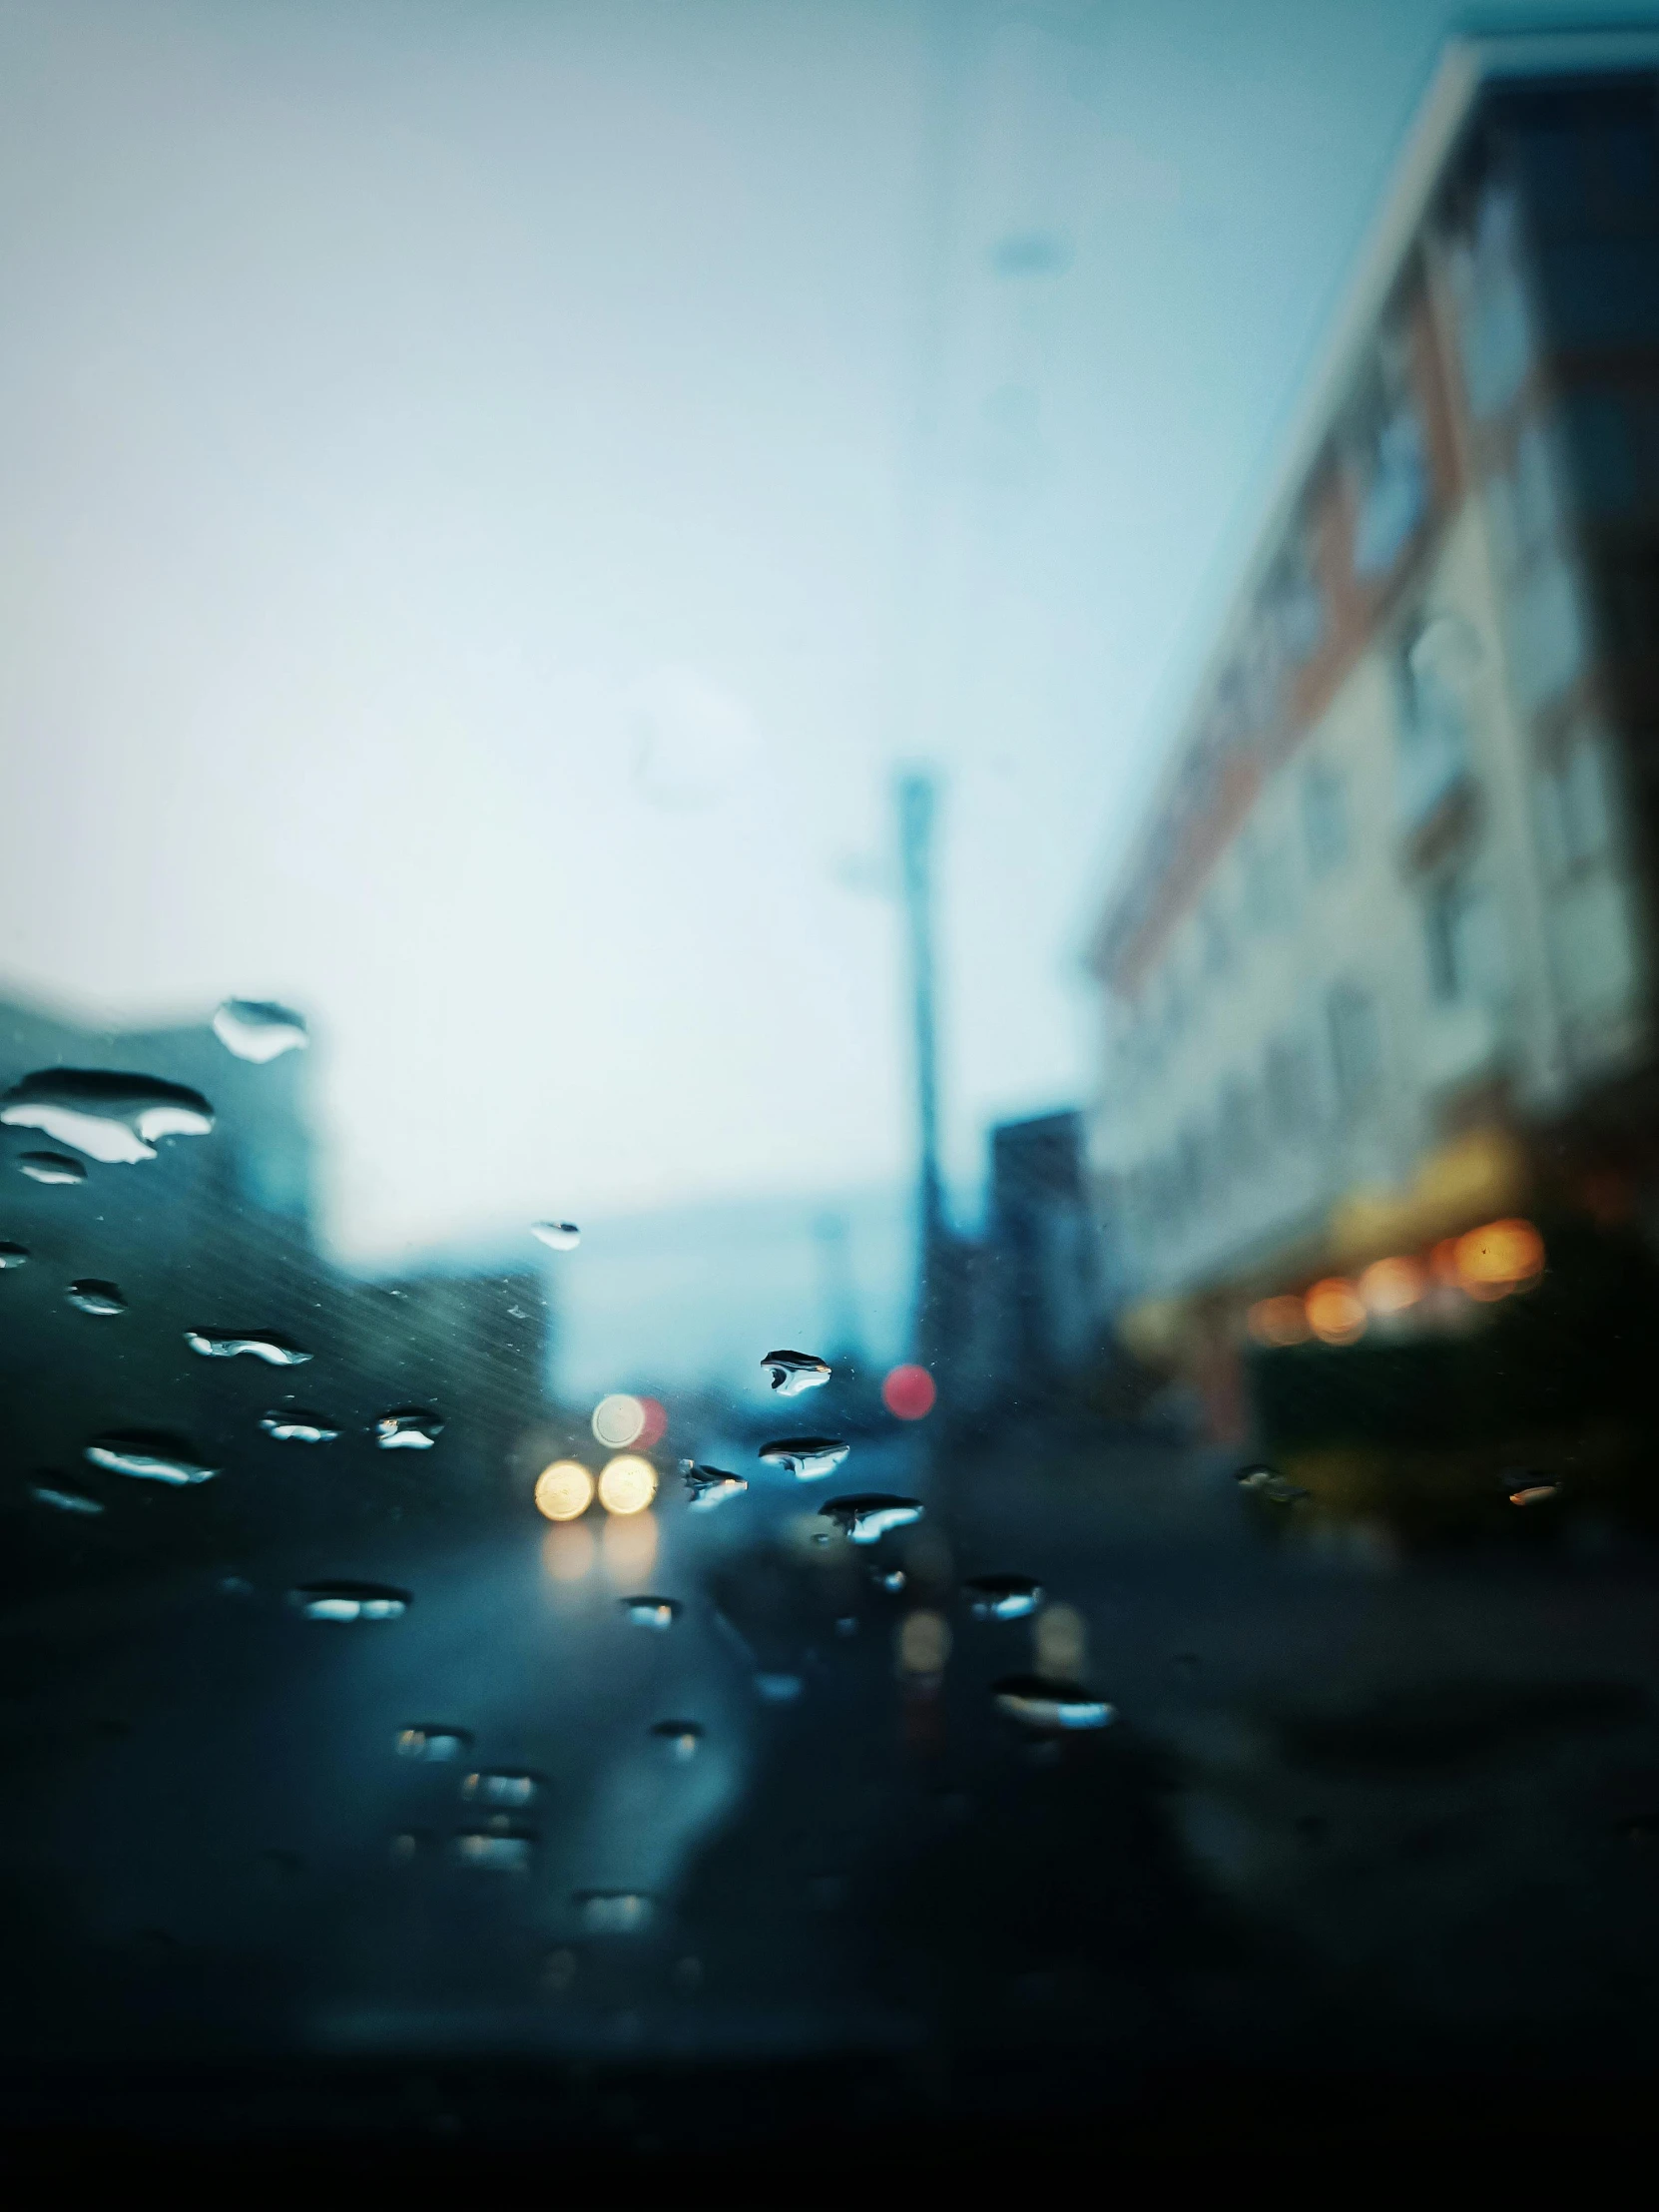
[
  {"left": 1305, "top": 1277, "right": 1368, "bottom": 1346},
  {"left": 1359, "top": 1255, "right": 1426, "bottom": 1315},
  {"left": 1248, "top": 1295, "right": 1312, "bottom": 1348},
  {"left": 1454, "top": 1217, "right": 1544, "bottom": 1289}
]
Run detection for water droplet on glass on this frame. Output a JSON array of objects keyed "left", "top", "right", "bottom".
[
  {"left": 874, "top": 1568, "right": 906, "bottom": 1592},
  {"left": 30, "top": 1480, "right": 104, "bottom": 1515},
  {"left": 186, "top": 1328, "right": 311, "bottom": 1366},
  {"left": 990, "top": 1674, "right": 1116, "bottom": 1733},
  {"left": 17, "top": 1152, "right": 85, "bottom": 1185},
  {"left": 460, "top": 1770, "right": 540, "bottom": 1807},
  {"left": 755, "top": 1673, "right": 803, "bottom": 1704},
  {"left": 679, "top": 1460, "right": 748, "bottom": 1510},
  {"left": 576, "top": 1890, "right": 654, "bottom": 1935},
  {"left": 963, "top": 1573, "right": 1043, "bottom": 1621},
  {"left": 66, "top": 1279, "right": 125, "bottom": 1316},
  {"left": 220, "top": 1575, "right": 255, "bottom": 1597},
  {"left": 85, "top": 1435, "right": 219, "bottom": 1485},
  {"left": 376, "top": 1408, "right": 443, "bottom": 1450},
  {"left": 287, "top": 1581, "right": 410, "bottom": 1622},
  {"left": 619, "top": 1595, "right": 680, "bottom": 1630},
  {"left": 452, "top": 1829, "right": 535, "bottom": 1872},
  {"left": 650, "top": 1719, "right": 704, "bottom": 1761},
  {"left": 0, "top": 1240, "right": 29, "bottom": 1268},
  {"left": 1507, "top": 1477, "right": 1562, "bottom": 1506},
  {"left": 212, "top": 999, "right": 308, "bottom": 1063},
  {"left": 818, "top": 1493, "right": 922, "bottom": 1545},
  {"left": 390, "top": 1831, "right": 430, "bottom": 1864},
  {"left": 0, "top": 1068, "right": 214, "bottom": 1163},
  {"left": 1235, "top": 1463, "right": 1310, "bottom": 1504},
  {"left": 260, "top": 1410, "right": 338, "bottom": 1444},
  {"left": 762, "top": 1349, "right": 831, "bottom": 1396},
  {"left": 396, "top": 1726, "right": 472, "bottom": 1762},
  {"left": 758, "top": 1436, "right": 849, "bottom": 1481},
  {"left": 531, "top": 1221, "right": 581, "bottom": 1252},
  {"left": 834, "top": 1616, "right": 857, "bottom": 1638}
]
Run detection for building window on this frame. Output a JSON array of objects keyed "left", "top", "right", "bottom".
[
  {"left": 1424, "top": 873, "right": 1478, "bottom": 1003},
  {"left": 1302, "top": 762, "right": 1349, "bottom": 876},
  {"left": 1218, "top": 1076, "right": 1257, "bottom": 1170},
  {"left": 1350, "top": 328, "right": 1428, "bottom": 579},
  {"left": 1537, "top": 731, "right": 1613, "bottom": 876},
  {"left": 1327, "top": 981, "right": 1382, "bottom": 1109},
  {"left": 1265, "top": 1034, "right": 1314, "bottom": 1136},
  {"left": 1448, "top": 184, "right": 1535, "bottom": 419},
  {"left": 1176, "top": 1127, "right": 1204, "bottom": 1211},
  {"left": 1395, "top": 616, "right": 1474, "bottom": 831},
  {"left": 1199, "top": 893, "right": 1230, "bottom": 977},
  {"left": 1263, "top": 532, "right": 1326, "bottom": 666}
]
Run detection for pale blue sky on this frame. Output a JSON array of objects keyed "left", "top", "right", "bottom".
[{"left": 0, "top": 0, "right": 1646, "bottom": 1275}]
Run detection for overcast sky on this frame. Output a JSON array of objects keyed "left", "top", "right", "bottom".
[{"left": 0, "top": 0, "right": 1643, "bottom": 1270}]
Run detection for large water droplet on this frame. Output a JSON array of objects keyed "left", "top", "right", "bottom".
[
  {"left": 185, "top": 1329, "right": 310, "bottom": 1367},
  {"left": 0, "top": 1240, "right": 29, "bottom": 1268},
  {"left": 395, "top": 1726, "right": 472, "bottom": 1762},
  {"left": 18, "top": 1152, "right": 85, "bottom": 1185},
  {"left": 460, "top": 1770, "right": 540, "bottom": 1807},
  {"left": 575, "top": 1890, "right": 654, "bottom": 1935},
  {"left": 260, "top": 1410, "right": 338, "bottom": 1443},
  {"left": 376, "top": 1408, "right": 442, "bottom": 1450},
  {"left": 990, "top": 1674, "right": 1115, "bottom": 1733},
  {"left": 85, "top": 1435, "right": 218, "bottom": 1485},
  {"left": 0, "top": 1069, "right": 214, "bottom": 1163},
  {"left": 680, "top": 1459, "right": 748, "bottom": 1510},
  {"left": 874, "top": 1567, "right": 906, "bottom": 1592},
  {"left": 531, "top": 1222, "right": 581, "bottom": 1251},
  {"left": 66, "top": 1279, "right": 125, "bottom": 1317},
  {"left": 758, "top": 1436, "right": 849, "bottom": 1481},
  {"left": 619, "top": 1595, "right": 681, "bottom": 1629},
  {"left": 762, "top": 1349, "right": 830, "bottom": 1396},
  {"left": 818, "top": 1493, "right": 922, "bottom": 1545},
  {"left": 650, "top": 1719, "right": 704, "bottom": 1761},
  {"left": 963, "top": 1573, "right": 1043, "bottom": 1621},
  {"left": 287, "top": 1581, "right": 410, "bottom": 1622},
  {"left": 452, "top": 1830, "right": 535, "bottom": 1872},
  {"left": 755, "top": 1673, "right": 803, "bottom": 1703},
  {"left": 30, "top": 1479, "right": 104, "bottom": 1515},
  {"left": 212, "top": 999, "right": 308, "bottom": 1063},
  {"left": 1509, "top": 1480, "right": 1562, "bottom": 1507}
]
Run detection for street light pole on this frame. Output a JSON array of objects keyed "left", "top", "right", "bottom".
[{"left": 896, "top": 768, "right": 951, "bottom": 1373}]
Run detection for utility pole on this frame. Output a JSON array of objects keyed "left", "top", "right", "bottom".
[{"left": 896, "top": 767, "right": 952, "bottom": 1373}]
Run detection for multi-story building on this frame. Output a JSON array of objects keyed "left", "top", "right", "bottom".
[{"left": 1085, "top": 29, "right": 1659, "bottom": 1442}]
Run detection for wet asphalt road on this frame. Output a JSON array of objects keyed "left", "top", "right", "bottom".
[{"left": 8, "top": 1422, "right": 1659, "bottom": 2083}]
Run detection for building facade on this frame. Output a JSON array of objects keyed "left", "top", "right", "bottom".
[{"left": 1086, "top": 31, "right": 1659, "bottom": 1440}]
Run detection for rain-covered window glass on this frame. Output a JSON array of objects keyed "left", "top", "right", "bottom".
[{"left": 15, "top": 11, "right": 1659, "bottom": 2184}]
